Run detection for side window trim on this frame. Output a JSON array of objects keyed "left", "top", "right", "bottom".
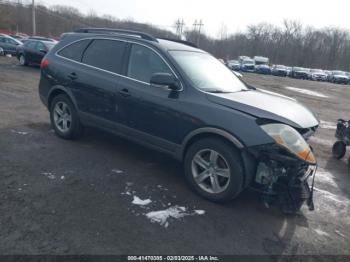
[{"left": 55, "top": 37, "right": 183, "bottom": 91}]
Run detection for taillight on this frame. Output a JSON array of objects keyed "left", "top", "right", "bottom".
[{"left": 41, "top": 59, "right": 49, "bottom": 69}]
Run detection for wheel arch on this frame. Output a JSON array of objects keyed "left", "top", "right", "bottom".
[
  {"left": 180, "top": 128, "right": 244, "bottom": 160},
  {"left": 179, "top": 128, "right": 256, "bottom": 189},
  {"left": 47, "top": 86, "right": 78, "bottom": 111}
]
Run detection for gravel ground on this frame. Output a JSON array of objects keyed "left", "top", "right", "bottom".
[{"left": 0, "top": 56, "right": 350, "bottom": 256}]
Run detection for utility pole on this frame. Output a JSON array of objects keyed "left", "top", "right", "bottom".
[
  {"left": 32, "top": 0, "right": 36, "bottom": 36},
  {"left": 175, "top": 19, "right": 185, "bottom": 39},
  {"left": 193, "top": 19, "right": 204, "bottom": 46}
]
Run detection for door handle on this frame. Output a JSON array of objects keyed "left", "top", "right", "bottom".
[
  {"left": 67, "top": 72, "right": 78, "bottom": 80},
  {"left": 118, "top": 88, "right": 130, "bottom": 98}
]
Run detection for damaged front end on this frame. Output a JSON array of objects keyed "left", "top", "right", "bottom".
[{"left": 246, "top": 123, "right": 317, "bottom": 214}]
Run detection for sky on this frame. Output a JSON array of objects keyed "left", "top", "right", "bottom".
[{"left": 38, "top": 0, "right": 350, "bottom": 36}]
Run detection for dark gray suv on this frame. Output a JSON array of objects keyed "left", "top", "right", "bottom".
[{"left": 39, "top": 28, "right": 319, "bottom": 214}]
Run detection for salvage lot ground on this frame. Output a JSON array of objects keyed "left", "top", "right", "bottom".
[{"left": 0, "top": 56, "right": 350, "bottom": 256}]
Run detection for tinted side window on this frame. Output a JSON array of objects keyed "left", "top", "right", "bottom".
[
  {"left": 58, "top": 39, "right": 91, "bottom": 62},
  {"left": 36, "top": 42, "right": 46, "bottom": 51},
  {"left": 26, "top": 41, "right": 37, "bottom": 49},
  {"left": 127, "top": 44, "right": 172, "bottom": 83},
  {"left": 82, "top": 39, "right": 126, "bottom": 74},
  {"left": 5, "top": 38, "right": 16, "bottom": 45}
]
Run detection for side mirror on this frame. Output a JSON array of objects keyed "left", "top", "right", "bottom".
[
  {"left": 39, "top": 49, "right": 47, "bottom": 54},
  {"left": 150, "top": 73, "right": 181, "bottom": 91}
]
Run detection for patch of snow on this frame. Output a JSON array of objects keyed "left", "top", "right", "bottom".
[
  {"left": 157, "top": 185, "right": 168, "bottom": 191},
  {"left": 309, "top": 137, "right": 334, "bottom": 147},
  {"left": 145, "top": 205, "right": 205, "bottom": 228},
  {"left": 132, "top": 196, "right": 152, "bottom": 206},
  {"left": 314, "top": 187, "right": 346, "bottom": 204},
  {"left": 335, "top": 230, "right": 347, "bottom": 239},
  {"left": 319, "top": 120, "right": 337, "bottom": 130},
  {"left": 42, "top": 172, "right": 56, "bottom": 180},
  {"left": 194, "top": 210, "right": 206, "bottom": 215},
  {"left": 285, "top": 86, "right": 328, "bottom": 98},
  {"left": 11, "top": 130, "right": 29, "bottom": 135},
  {"left": 60, "top": 176, "right": 65, "bottom": 180},
  {"left": 314, "top": 228, "right": 330, "bottom": 237},
  {"left": 112, "top": 169, "right": 124, "bottom": 174},
  {"left": 316, "top": 168, "right": 338, "bottom": 188}
]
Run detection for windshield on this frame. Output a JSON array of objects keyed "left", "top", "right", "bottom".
[
  {"left": 243, "top": 60, "right": 254, "bottom": 64},
  {"left": 170, "top": 51, "right": 247, "bottom": 93},
  {"left": 311, "top": 69, "right": 323, "bottom": 73},
  {"left": 276, "top": 65, "right": 286, "bottom": 69}
]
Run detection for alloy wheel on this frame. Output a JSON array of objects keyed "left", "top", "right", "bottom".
[
  {"left": 53, "top": 101, "right": 72, "bottom": 133},
  {"left": 191, "top": 149, "right": 231, "bottom": 194}
]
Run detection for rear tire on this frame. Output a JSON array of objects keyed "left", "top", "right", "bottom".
[
  {"left": 50, "top": 94, "right": 83, "bottom": 140},
  {"left": 332, "top": 141, "right": 346, "bottom": 159},
  {"left": 184, "top": 138, "right": 244, "bottom": 203}
]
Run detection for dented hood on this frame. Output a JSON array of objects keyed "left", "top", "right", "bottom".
[{"left": 207, "top": 89, "right": 319, "bottom": 129}]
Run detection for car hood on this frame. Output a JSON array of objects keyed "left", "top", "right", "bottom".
[{"left": 206, "top": 89, "right": 319, "bottom": 129}]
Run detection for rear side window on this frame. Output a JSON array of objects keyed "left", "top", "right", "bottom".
[
  {"left": 36, "top": 42, "right": 46, "bottom": 51},
  {"left": 82, "top": 39, "right": 126, "bottom": 74},
  {"left": 26, "top": 41, "right": 37, "bottom": 49},
  {"left": 58, "top": 39, "right": 91, "bottom": 62},
  {"left": 127, "top": 44, "right": 172, "bottom": 83}
]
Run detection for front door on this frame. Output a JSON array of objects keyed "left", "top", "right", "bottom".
[{"left": 117, "top": 43, "right": 190, "bottom": 148}]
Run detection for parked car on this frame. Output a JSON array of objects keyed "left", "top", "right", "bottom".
[
  {"left": 286, "top": 66, "right": 292, "bottom": 77},
  {"left": 240, "top": 58, "right": 255, "bottom": 72},
  {"left": 254, "top": 56, "right": 269, "bottom": 66},
  {"left": 291, "top": 67, "right": 309, "bottom": 79},
  {"left": 227, "top": 60, "right": 241, "bottom": 71},
  {"left": 39, "top": 28, "right": 319, "bottom": 214},
  {"left": 329, "top": 71, "right": 350, "bottom": 84},
  {"left": 10, "top": 34, "right": 26, "bottom": 40},
  {"left": 255, "top": 64, "right": 271, "bottom": 74},
  {"left": 324, "top": 70, "right": 333, "bottom": 81},
  {"left": 309, "top": 69, "right": 327, "bottom": 81},
  {"left": 271, "top": 65, "right": 288, "bottom": 77},
  {"left": 28, "top": 36, "right": 57, "bottom": 43},
  {"left": 16, "top": 40, "right": 56, "bottom": 66},
  {"left": 0, "top": 34, "right": 22, "bottom": 55}
]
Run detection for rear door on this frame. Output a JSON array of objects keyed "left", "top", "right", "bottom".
[
  {"left": 33, "top": 41, "right": 47, "bottom": 64},
  {"left": 59, "top": 38, "right": 127, "bottom": 125},
  {"left": 24, "top": 41, "right": 38, "bottom": 62}
]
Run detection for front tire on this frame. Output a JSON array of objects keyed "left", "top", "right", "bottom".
[
  {"left": 184, "top": 138, "right": 244, "bottom": 203},
  {"left": 50, "top": 94, "right": 83, "bottom": 140}
]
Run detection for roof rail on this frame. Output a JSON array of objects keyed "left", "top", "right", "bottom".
[
  {"left": 158, "top": 37, "right": 198, "bottom": 48},
  {"left": 75, "top": 28, "right": 158, "bottom": 42}
]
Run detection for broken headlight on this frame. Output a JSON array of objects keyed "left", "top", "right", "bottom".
[{"left": 260, "top": 123, "right": 316, "bottom": 165}]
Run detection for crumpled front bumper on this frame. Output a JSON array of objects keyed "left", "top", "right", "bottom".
[{"left": 246, "top": 144, "right": 317, "bottom": 213}]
